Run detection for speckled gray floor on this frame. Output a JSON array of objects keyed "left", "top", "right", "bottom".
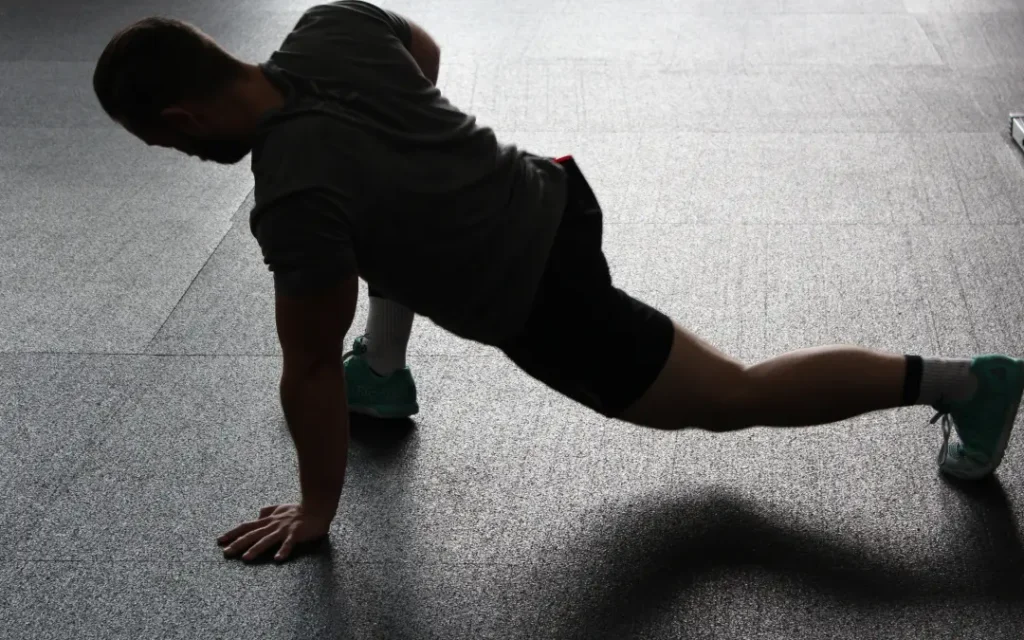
[{"left": 3, "top": 1, "right": 1024, "bottom": 638}]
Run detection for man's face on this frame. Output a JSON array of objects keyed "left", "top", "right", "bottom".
[{"left": 123, "top": 113, "right": 252, "bottom": 165}]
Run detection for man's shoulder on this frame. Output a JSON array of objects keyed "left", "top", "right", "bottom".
[
  {"left": 256, "top": 112, "right": 346, "bottom": 152},
  {"left": 296, "top": 2, "right": 399, "bottom": 28},
  {"left": 252, "top": 112, "right": 359, "bottom": 184},
  {"left": 279, "top": 1, "right": 403, "bottom": 53}
]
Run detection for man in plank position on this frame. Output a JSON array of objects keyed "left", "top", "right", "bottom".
[{"left": 93, "top": 0, "right": 1023, "bottom": 563}]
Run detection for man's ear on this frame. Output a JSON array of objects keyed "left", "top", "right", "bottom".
[{"left": 159, "top": 105, "right": 204, "bottom": 136}]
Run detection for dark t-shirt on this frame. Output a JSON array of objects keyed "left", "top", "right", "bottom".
[{"left": 249, "top": 0, "right": 567, "bottom": 344}]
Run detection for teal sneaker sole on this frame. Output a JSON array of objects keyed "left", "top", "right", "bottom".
[
  {"left": 942, "top": 365, "right": 1024, "bottom": 480},
  {"left": 349, "top": 403, "right": 419, "bottom": 419},
  {"left": 343, "top": 336, "right": 419, "bottom": 420}
]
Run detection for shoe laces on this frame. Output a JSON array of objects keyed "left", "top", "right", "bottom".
[
  {"left": 929, "top": 410, "right": 953, "bottom": 466},
  {"left": 342, "top": 337, "right": 367, "bottom": 362}
]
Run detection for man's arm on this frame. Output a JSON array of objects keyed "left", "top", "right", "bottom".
[
  {"left": 219, "top": 274, "right": 358, "bottom": 562},
  {"left": 276, "top": 275, "right": 359, "bottom": 517},
  {"left": 336, "top": 2, "right": 441, "bottom": 85}
]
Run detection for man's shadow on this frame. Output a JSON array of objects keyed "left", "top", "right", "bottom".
[
  {"left": 533, "top": 476, "right": 1024, "bottom": 639},
  {"left": 287, "top": 418, "right": 1024, "bottom": 638},
  {"left": 348, "top": 413, "right": 416, "bottom": 456}
]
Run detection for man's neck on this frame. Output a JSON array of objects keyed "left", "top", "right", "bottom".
[{"left": 233, "top": 63, "right": 287, "bottom": 127}]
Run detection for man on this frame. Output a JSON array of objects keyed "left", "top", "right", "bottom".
[{"left": 93, "top": 0, "right": 1022, "bottom": 564}]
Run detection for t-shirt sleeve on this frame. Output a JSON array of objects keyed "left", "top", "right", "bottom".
[
  {"left": 329, "top": 1, "right": 412, "bottom": 48},
  {"left": 253, "top": 190, "right": 358, "bottom": 297}
]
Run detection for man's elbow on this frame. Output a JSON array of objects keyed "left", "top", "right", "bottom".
[
  {"left": 421, "top": 47, "right": 440, "bottom": 83},
  {"left": 408, "top": 21, "right": 441, "bottom": 84}
]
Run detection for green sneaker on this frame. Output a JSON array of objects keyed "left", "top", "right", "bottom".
[
  {"left": 342, "top": 337, "right": 419, "bottom": 419},
  {"left": 931, "top": 355, "right": 1024, "bottom": 480}
]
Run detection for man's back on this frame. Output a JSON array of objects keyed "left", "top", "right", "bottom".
[{"left": 249, "top": 0, "right": 567, "bottom": 344}]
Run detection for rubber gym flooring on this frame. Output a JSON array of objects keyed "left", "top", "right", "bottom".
[{"left": 2, "top": 0, "right": 1024, "bottom": 638}]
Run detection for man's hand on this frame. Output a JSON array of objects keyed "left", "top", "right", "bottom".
[{"left": 218, "top": 503, "right": 331, "bottom": 563}]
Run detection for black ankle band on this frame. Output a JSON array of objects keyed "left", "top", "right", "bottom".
[{"left": 902, "top": 355, "right": 923, "bottom": 406}]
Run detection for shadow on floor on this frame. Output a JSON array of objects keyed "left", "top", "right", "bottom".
[
  {"left": 348, "top": 413, "right": 416, "bottom": 457},
  {"left": 268, "top": 416, "right": 1024, "bottom": 638},
  {"left": 537, "top": 477, "right": 1024, "bottom": 638}
]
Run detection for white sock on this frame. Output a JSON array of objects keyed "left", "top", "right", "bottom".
[
  {"left": 918, "top": 358, "right": 978, "bottom": 406},
  {"left": 363, "top": 295, "right": 413, "bottom": 376}
]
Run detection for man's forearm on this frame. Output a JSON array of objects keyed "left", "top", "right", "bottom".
[{"left": 279, "top": 364, "right": 350, "bottom": 517}]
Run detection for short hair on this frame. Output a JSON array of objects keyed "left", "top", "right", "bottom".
[{"left": 93, "top": 17, "right": 245, "bottom": 130}]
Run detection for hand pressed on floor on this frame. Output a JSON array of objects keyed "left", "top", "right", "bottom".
[{"left": 218, "top": 503, "right": 331, "bottom": 563}]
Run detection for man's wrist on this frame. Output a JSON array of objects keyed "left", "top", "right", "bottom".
[
  {"left": 299, "top": 499, "right": 337, "bottom": 524},
  {"left": 300, "top": 496, "right": 339, "bottom": 521}
]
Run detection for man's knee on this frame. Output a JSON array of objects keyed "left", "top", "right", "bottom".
[
  {"left": 636, "top": 367, "right": 759, "bottom": 432},
  {"left": 697, "top": 368, "right": 759, "bottom": 431}
]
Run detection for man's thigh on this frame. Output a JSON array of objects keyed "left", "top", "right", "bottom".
[{"left": 500, "top": 287, "right": 675, "bottom": 419}]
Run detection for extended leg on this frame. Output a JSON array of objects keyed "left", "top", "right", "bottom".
[
  {"left": 620, "top": 325, "right": 912, "bottom": 430},
  {"left": 619, "top": 324, "right": 1022, "bottom": 478}
]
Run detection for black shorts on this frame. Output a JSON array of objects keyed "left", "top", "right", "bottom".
[{"left": 497, "top": 156, "right": 675, "bottom": 418}]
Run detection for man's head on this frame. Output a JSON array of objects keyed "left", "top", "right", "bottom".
[{"left": 94, "top": 17, "right": 261, "bottom": 164}]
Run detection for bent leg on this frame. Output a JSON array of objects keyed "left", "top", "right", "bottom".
[
  {"left": 343, "top": 286, "right": 419, "bottom": 418},
  {"left": 363, "top": 287, "right": 414, "bottom": 376},
  {"left": 619, "top": 323, "right": 906, "bottom": 431}
]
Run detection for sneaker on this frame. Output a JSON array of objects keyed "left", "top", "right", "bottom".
[
  {"left": 931, "top": 355, "right": 1024, "bottom": 480},
  {"left": 342, "top": 337, "right": 419, "bottom": 419}
]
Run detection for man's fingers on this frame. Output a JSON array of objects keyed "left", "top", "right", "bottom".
[
  {"left": 275, "top": 533, "right": 296, "bottom": 562},
  {"left": 259, "top": 506, "right": 277, "bottom": 518},
  {"left": 275, "top": 535, "right": 296, "bottom": 562},
  {"left": 242, "top": 530, "right": 283, "bottom": 561},
  {"left": 223, "top": 523, "right": 274, "bottom": 556},
  {"left": 218, "top": 518, "right": 270, "bottom": 545}
]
